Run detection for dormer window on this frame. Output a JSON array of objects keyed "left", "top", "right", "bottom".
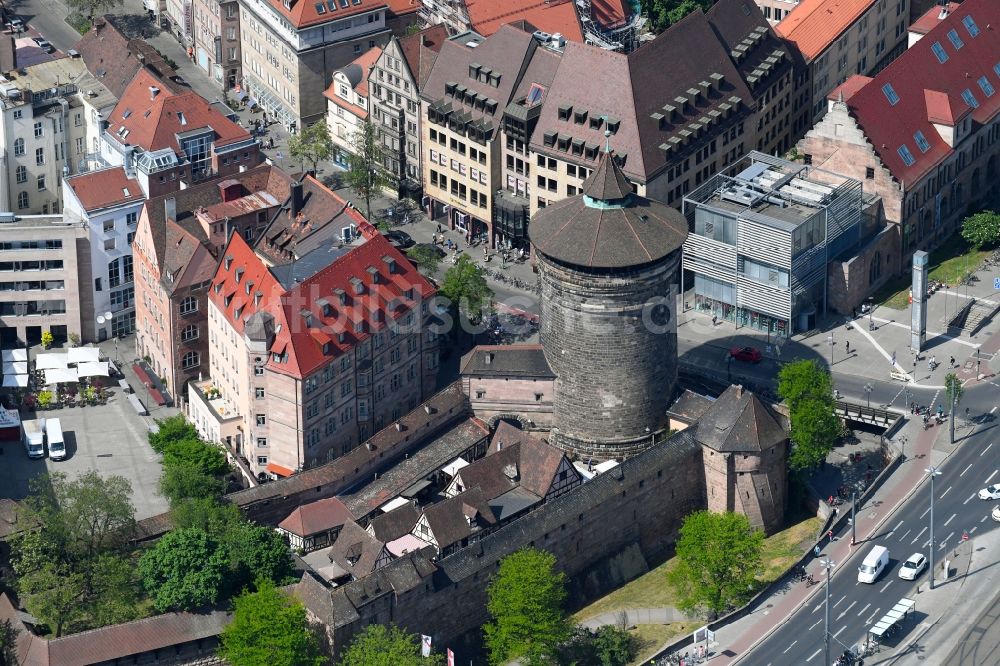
[
  {"left": 214, "top": 282, "right": 222, "bottom": 294},
  {"left": 322, "top": 342, "right": 333, "bottom": 355},
  {"left": 557, "top": 105, "right": 572, "bottom": 121},
  {"left": 301, "top": 309, "right": 313, "bottom": 327},
  {"left": 573, "top": 109, "right": 587, "bottom": 124},
  {"left": 382, "top": 255, "right": 397, "bottom": 274},
  {"left": 283, "top": 0, "right": 290, "bottom": 8},
  {"left": 224, "top": 255, "right": 233, "bottom": 270},
  {"left": 366, "top": 266, "right": 379, "bottom": 283},
  {"left": 350, "top": 277, "right": 364, "bottom": 295},
  {"left": 245, "top": 280, "right": 254, "bottom": 295},
  {"left": 338, "top": 331, "right": 347, "bottom": 343},
  {"left": 354, "top": 320, "right": 364, "bottom": 333},
  {"left": 235, "top": 268, "right": 244, "bottom": 284},
  {"left": 335, "top": 287, "right": 348, "bottom": 305}
]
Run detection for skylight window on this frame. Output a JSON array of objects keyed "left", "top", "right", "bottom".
[
  {"left": 913, "top": 130, "right": 930, "bottom": 153},
  {"left": 327, "top": 0, "right": 337, "bottom": 10},
  {"left": 315, "top": 2, "right": 325, "bottom": 13},
  {"left": 962, "top": 15, "right": 980, "bottom": 37},
  {"left": 931, "top": 42, "right": 949, "bottom": 64},
  {"left": 961, "top": 88, "right": 979, "bottom": 109},
  {"left": 995, "top": 62, "right": 1000, "bottom": 79},
  {"left": 882, "top": 83, "right": 900, "bottom": 106},
  {"left": 897, "top": 145, "right": 915, "bottom": 166},
  {"left": 979, "top": 76, "right": 996, "bottom": 98},
  {"left": 947, "top": 29, "right": 964, "bottom": 50}
]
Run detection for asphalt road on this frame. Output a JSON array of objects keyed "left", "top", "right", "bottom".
[
  {"left": 745, "top": 383, "right": 998, "bottom": 665},
  {"left": 943, "top": 585, "right": 1000, "bottom": 666}
]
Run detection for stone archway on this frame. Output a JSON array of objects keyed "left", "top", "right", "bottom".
[{"left": 487, "top": 413, "right": 530, "bottom": 431}]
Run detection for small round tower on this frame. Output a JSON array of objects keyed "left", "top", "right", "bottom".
[{"left": 529, "top": 150, "right": 688, "bottom": 460}]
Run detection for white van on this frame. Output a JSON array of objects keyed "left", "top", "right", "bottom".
[
  {"left": 858, "top": 545, "right": 889, "bottom": 583},
  {"left": 46, "top": 418, "right": 65, "bottom": 460}
]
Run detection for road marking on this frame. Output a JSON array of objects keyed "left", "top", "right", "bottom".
[
  {"left": 837, "top": 601, "right": 857, "bottom": 621},
  {"left": 982, "top": 516, "right": 989, "bottom": 523},
  {"left": 982, "top": 443, "right": 994, "bottom": 458},
  {"left": 879, "top": 580, "right": 893, "bottom": 593},
  {"left": 992, "top": 407, "right": 998, "bottom": 414},
  {"left": 809, "top": 619, "right": 822, "bottom": 630},
  {"left": 960, "top": 463, "right": 973, "bottom": 477},
  {"left": 940, "top": 485, "right": 952, "bottom": 500},
  {"left": 834, "top": 626, "right": 847, "bottom": 638},
  {"left": 964, "top": 493, "right": 977, "bottom": 505},
  {"left": 865, "top": 608, "right": 881, "bottom": 624},
  {"left": 833, "top": 594, "right": 847, "bottom": 608},
  {"left": 944, "top": 513, "right": 957, "bottom": 526},
  {"left": 782, "top": 641, "right": 798, "bottom": 654},
  {"left": 912, "top": 526, "right": 928, "bottom": 543},
  {"left": 812, "top": 603, "right": 822, "bottom": 614},
  {"left": 986, "top": 470, "right": 998, "bottom": 483},
  {"left": 807, "top": 648, "right": 822, "bottom": 662},
  {"left": 858, "top": 602, "right": 871, "bottom": 617},
  {"left": 889, "top": 520, "right": 904, "bottom": 535},
  {"left": 899, "top": 528, "right": 911, "bottom": 541},
  {"left": 971, "top": 526, "right": 978, "bottom": 534}
]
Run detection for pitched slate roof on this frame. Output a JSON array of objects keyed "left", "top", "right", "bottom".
[
  {"left": 421, "top": 487, "right": 497, "bottom": 550},
  {"left": 327, "top": 520, "right": 386, "bottom": 576},
  {"left": 528, "top": 150, "right": 688, "bottom": 268},
  {"left": 398, "top": 25, "right": 449, "bottom": 90},
  {"left": 465, "top": 0, "right": 584, "bottom": 42},
  {"left": 278, "top": 496, "right": 355, "bottom": 537},
  {"left": 692, "top": 385, "right": 786, "bottom": 453},
  {"left": 65, "top": 167, "right": 144, "bottom": 213},
  {"left": 460, "top": 344, "right": 555, "bottom": 378},
  {"left": 367, "top": 501, "right": 420, "bottom": 542},
  {"left": 839, "top": 0, "right": 1000, "bottom": 187},
  {"left": 775, "top": 0, "right": 877, "bottom": 62},
  {"left": 75, "top": 16, "right": 180, "bottom": 98},
  {"left": 108, "top": 69, "right": 251, "bottom": 155},
  {"left": 530, "top": 4, "right": 758, "bottom": 184}
]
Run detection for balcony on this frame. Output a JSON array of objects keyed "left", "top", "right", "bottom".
[{"left": 188, "top": 378, "right": 242, "bottom": 446}]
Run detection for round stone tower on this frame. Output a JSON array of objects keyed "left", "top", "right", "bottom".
[{"left": 529, "top": 150, "right": 688, "bottom": 460}]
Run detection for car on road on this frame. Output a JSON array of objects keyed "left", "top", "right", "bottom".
[
  {"left": 992, "top": 505, "right": 1000, "bottom": 522},
  {"left": 979, "top": 484, "right": 1000, "bottom": 500},
  {"left": 6, "top": 18, "right": 24, "bottom": 32},
  {"left": 31, "top": 36, "right": 53, "bottom": 52},
  {"left": 898, "top": 552, "right": 927, "bottom": 580},
  {"left": 384, "top": 230, "right": 414, "bottom": 250},
  {"left": 729, "top": 346, "right": 762, "bottom": 363}
]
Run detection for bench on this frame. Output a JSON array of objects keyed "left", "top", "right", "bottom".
[
  {"left": 128, "top": 393, "right": 147, "bottom": 415},
  {"left": 118, "top": 379, "right": 131, "bottom": 394}
]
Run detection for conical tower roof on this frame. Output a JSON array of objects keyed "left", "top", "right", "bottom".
[{"left": 528, "top": 150, "right": 687, "bottom": 269}]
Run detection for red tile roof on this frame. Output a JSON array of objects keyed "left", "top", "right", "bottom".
[
  {"left": 590, "top": 0, "right": 630, "bottom": 29},
  {"left": 64, "top": 167, "right": 144, "bottom": 212},
  {"left": 259, "top": 0, "right": 419, "bottom": 30},
  {"left": 278, "top": 496, "right": 354, "bottom": 536},
  {"left": 909, "top": 2, "right": 962, "bottom": 36},
  {"left": 466, "top": 0, "right": 584, "bottom": 42},
  {"left": 267, "top": 462, "right": 295, "bottom": 478},
  {"left": 842, "top": 0, "right": 1000, "bottom": 187},
  {"left": 323, "top": 47, "right": 382, "bottom": 120},
  {"left": 109, "top": 69, "right": 251, "bottom": 154},
  {"left": 776, "top": 0, "right": 877, "bottom": 61},
  {"left": 826, "top": 74, "right": 872, "bottom": 102},
  {"left": 211, "top": 188, "right": 437, "bottom": 379}
]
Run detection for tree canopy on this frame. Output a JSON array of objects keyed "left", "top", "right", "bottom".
[
  {"left": 406, "top": 244, "right": 443, "bottom": 275},
  {"left": 65, "top": 0, "right": 124, "bottom": 20},
  {"left": 643, "top": 0, "right": 716, "bottom": 33},
  {"left": 224, "top": 522, "right": 295, "bottom": 589},
  {"left": 337, "top": 624, "right": 443, "bottom": 666},
  {"left": 666, "top": 511, "right": 764, "bottom": 618},
  {"left": 944, "top": 371, "right": 964, "bottom": 444},
  {"left": 960, "top": 210, "right": 1000, "bottom": 248},
  {"left": 288, "top": 121, "right": 334, "bottom": 174},
  {"left": 778, "top": 359, "right": 840, "bottom": 470},
  {"left": 343, "top": 120, "right": 392, "bottom": 222},
  {"left": 777, "top": 359, "right": 833, "bottom": 412},
  {"left": 138, "top": 528, "right": 229, "bottom": 612},
  {"left": 484, "top": 547, "right": 571, "bottom": 666},
  {"left": 440, "top": 254, "right": 494, "bottom": 324},
  {"left": 220, "top": 581, "right": 325, "bottom": 666}
]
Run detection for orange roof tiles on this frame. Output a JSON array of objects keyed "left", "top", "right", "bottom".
[
  {"left": 65, "top": 167, "right": 144, "bottom": 212},
  {"left": 466, "top": 0, "right": 584, "bottom": 42},
  {"left": 776, "top": 0, "right": 877, "bottom": 61},
  {"left": 259, "top": 0, "right": 418, "bottom": 30},
  {"left": 323, "top": 47, "right": 382, "bottom": 120},
  {"left": 826, "top": 74, "right": 872, "bottom": 102},
  {"left": 590, "top": 0, "right": 630, "bottom": 28},
  {"left": 909, "top": 2, "right": 961, "bottom": 36}
]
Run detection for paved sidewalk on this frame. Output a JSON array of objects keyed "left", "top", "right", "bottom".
[
  {"left": 707, "top": 417, "right": 949, "bottom": 664},
  {"left": 578, "top": 607, "right": 687, "bottom": 631}
]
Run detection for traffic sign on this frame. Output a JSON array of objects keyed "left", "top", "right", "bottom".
[{"left": 994, "top": 277, "right": 1000, "bottom": 290}]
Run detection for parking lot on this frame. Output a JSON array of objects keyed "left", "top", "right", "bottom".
[{"left": 0, "top": 387, "right": 169, "bottom": 520}]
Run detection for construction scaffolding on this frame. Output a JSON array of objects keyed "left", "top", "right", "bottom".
[{"left": 576, "top": 0, "right": 646, "bottom": 53}]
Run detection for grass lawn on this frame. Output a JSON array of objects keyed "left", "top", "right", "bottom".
[
  {"left": 572, "top": 515, "right": 824, "bottom": 624},
  {"left": 629, "top": 621, "right": 701, "bottom": 665},
  {"left": 872, "top": 233, "right": 994, "bottom": 311}
]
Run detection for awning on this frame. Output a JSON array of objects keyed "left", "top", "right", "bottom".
[
  {"left": 67, "top": 347, "right": 100, "bottom": 364},
  {"left": 235, "top": 90, "right": 248, "bottom": 101},
  {"left": 36, "top": 354, "right": 69, "bottom": 370},
  {"left": 246, "top": 96, "right": 257, "bottom": 108},
  {"left": 1, "top": 349, "right": 27, "bottom": 363},
  {"left": 76, "top": 361, "right": 109, "bottom": 377},
  {"left": 0, "top": 407, "right": 20, "bottom": 428},
  {"left": 400, "top": 478, "right": 432, "bottom": 498},
  {"left": 441, "top": 457, "right": 469, "bottom": 477},
  {"left": 44, "top": 368, "right": 77, "bottom": 384},
  {"left": 2, "top": 375, "right": 28, "bottom": 388},
  {"left": 266, "top": 462, "right": 294, "bottom": 478},
  {"left": 2, "top": 362, "right": 27, "bottom": 374},
  {"left": 379, "top": 497, "right": 411, "bottom": 513}
]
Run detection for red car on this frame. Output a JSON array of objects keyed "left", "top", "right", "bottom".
[{"left": 730, "top": 346, "right": 762, "bottom": 363}]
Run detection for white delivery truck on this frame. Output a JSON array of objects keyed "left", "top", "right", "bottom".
[
  {"left": 22, "top": 418, "right": 46, "bottom": 459},
  {"left": 46, "top": 417, "right": 66, "bottom": 460}
]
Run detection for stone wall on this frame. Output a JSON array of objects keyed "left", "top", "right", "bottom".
[
  {"left": 538, "top": 252, "right": 681, "bottom": 460},
  {"left": 462, "top": 375, "right": 555, "bottom": 428},
  {"left": 827, "top": 223, "right": 901, "bottom": 315}
]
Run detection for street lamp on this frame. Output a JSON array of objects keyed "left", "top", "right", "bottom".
[
  {"left": 850, "top": 489, "right": 857, "bottom": 545},
  {"left": 867, "top": 296, "right": 874, "bottom": 331},
  {"left": 864, "top": 382, "right": 874, "bottom": 408},
  {"left": 821, "top": 557, "right": 836, "bottom": 666},
  {"left": 926, "top": 466, "right": 943, "bottom": 590}
]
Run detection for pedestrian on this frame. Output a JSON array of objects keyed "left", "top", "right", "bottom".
[
  {"left": 950, "top": 355, "right": 955, "bottom": 368},
  {"left": 892, "top": 351, "right": 897, "bottom": 366},
  {"left": 268, "top": 137, "right": 274, "bottom": 149},
  {"left": 853, "top": 306, "right": 857, "bottom": 318},
  {"left": 712, "top": 315, "right": 718, "bottom": 326},
  {"left": 437, "top": 223, "right": 442, "bottom": 234},
  {"left": 845, "top": 340, "right": 851, "bottom": 354}
]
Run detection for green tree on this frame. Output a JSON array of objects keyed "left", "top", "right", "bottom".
[
  {"left": 590, "top": 625, "right": 635, "bottom": 666},
  {"left": 160, "top": 462, "right": 226, "bottom": 504},
  {"left": 960, "top": 210, "right": 1000, "bottom": 248},
  {"left": 337, "top": 623, "right": 443, "bottom": 666},
  {"left": 406, "top": 244, "right": 442, "bottom": 274},
  {"left": 171, "top": 497, "right": 243, "bottom": 535},
  {"left": 787, "top": 399, "right": 841, "bottom": 471},
  {"left": 0, "top": 618, "right": 18, "bottom": 666},
  {"left": 64, "top": 0, "right": 124, "bottom": 20},
  {"left": 161, "top": 438, "right": 230, "bottom": 477},
  {"left": 777, "top": 359, "right": 833, "bottom": 412},
  {"left": 220, "top": 581, "right": 325, "bottom": 666},
  {"left": 484, "top": 547, "right": 570, "bottom": 666},
  {"left": 343, "top": 120, "right": 391, "bottom": 222},
  {"left": 14, "top": 559, "right": 87, "bottom": 637},
  {"left": 288, "top": 121, "right": 334, "bottom": 174},
  {"left": 149, "top": 415, "right": 200, "bottom": 454},
  {"left": 440, "top": 254, "right": 494, "bottom": 324},
  {"left": 944, "top": 372, "right": 964, "bottom": 444},
  {"left": 225, "top": 523, "right": 294, "bottom": 588},
  {"left": 644, "top": 0, "right": 715, "bottom": 32},
  {"left": 138, "top": 528, "right": 229, "bottom": 612},
  {"left": 666, "top": 511, "right": 764, "bottom": 619}
]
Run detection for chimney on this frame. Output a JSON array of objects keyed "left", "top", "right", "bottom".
[
  {"left": 290, "top": 181, "right": 304, "bottom": 216},
  {"left": 735, "top": 384, "right": 743, "bottom": 398},
  {"left": 424, "top": 405, "right": 432, "bottom": 415},
  {"left": 485, "top": 352, "right": 494, "bottom": 365},
  {"left": 395, "top": 422, "right": 403, "bottom": 432},
  {"left": 149, "top": 86, "right": 159, "bottom": 100},
  {"left": 164, "top": 197, "right": 176, "bottom": 222}
]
